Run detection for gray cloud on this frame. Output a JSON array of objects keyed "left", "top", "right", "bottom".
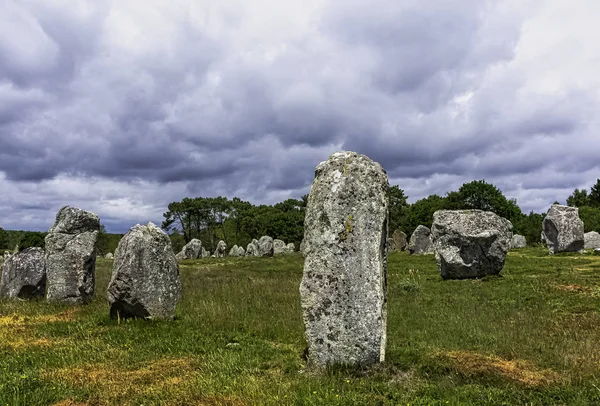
[{"left": 0, "top": 0, "right": 599, "bottom": 231}]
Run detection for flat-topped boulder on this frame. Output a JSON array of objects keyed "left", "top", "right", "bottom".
[
  {"left": 0, "top": 247, "right": 46, "bottom": 299},
  {"left": 542, "top": 205, "right": 584, "bottom": 254},
  {"left": 431, "top": 210, "right": 512, "bottom": 280},
  {"left": 510, "top": 234, "right": 527, "bottom": 249},
  {"left": 584, "top": 231, "right": 600, "bottom": 250},
  {"left": 107, "top": 222, "right": 181, "bottom": 320},
  {"left": 300, "top": 151, "right": 388, "bottom": 367},
  {"left": 408, "top": 225, "right": 434, "bottom": 254},
  {"left": 45, "top": 205, "right": 100, "bottom": 304}
]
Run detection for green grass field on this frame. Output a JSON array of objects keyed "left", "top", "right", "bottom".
[{"left": 1, "top": 247, "right": 600, "bottom": 405}]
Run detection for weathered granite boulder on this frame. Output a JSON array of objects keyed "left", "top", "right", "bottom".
[
  {"left": 176, "top": 238, "right": 202, "bottom": 261},
  {"left": 214, "top": 240, "right": 227, "bottom": 258},
  {"left": 300, "top": 151, "right": 388, "bottom": 367},
  {"left": 3, "top": 251, "right": 11, "bottom": 260},
  {"left": 584, "top": 231, "right": 600, "bottom": 250},
  {"left": 510, "top": 234, "right": 527, "bottom": 249},
  {"left": 236, "top": 245, "right": 245, "bottom": 256},
  {"left": 245, "top": 241, "right": 258, "bottom": 256},
  {"left": 299, "top": 240, "right": 306, "bottom": 256},
  {"left": 258, "top": 236, "right": 274, "bottom": 257},
  {"left": 201, "top": 247, "right": 210, "bottom": 258},
  {"left": 273, "top": 239, "right": 287, "bottom": 255},
  {"left": 286, "top": 243, "right": 295, "bottom": 253},
  {"left": 105, "top": 252, "right": 114, "bottom": 259},
  {"left": 229, "top": 245, "right": 243, "bottom": 257},
  {"left": 408, "top": 225, "right": 434, "bottom": 254},
  {"left": 0, "top": 247, "right": 46, "bottom": 299},
  {"left": 542, "top": 205, "right": 584, "bottom": 254},
  {"left": 431, "top": 210, "right": 512, "bottom": 280},
  {"left": 107, "top": 222, "right": 181, "bottom": 320},
  {"left": 45, "top": 206, "right": 100, "bottom": 304},
  {"left": 390, "top": 229, "right": 407, "bottom": 251}
]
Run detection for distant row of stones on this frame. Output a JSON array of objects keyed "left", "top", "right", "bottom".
[
  {"left": 387, "top": 207, "right": 600, "bottom": 256},
  {"left": 171, "top": 236, "right": 295, "bottom": 261}
]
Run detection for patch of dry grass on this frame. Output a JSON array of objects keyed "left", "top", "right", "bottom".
[{"left": 435, "top": 350, "right": 562, "bottom": 387}]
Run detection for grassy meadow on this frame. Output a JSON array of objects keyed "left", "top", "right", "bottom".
[{"left": 1, "top": 247, "right": 600, "bottom": 405}]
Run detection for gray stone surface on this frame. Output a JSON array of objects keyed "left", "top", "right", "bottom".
[
  {"left": 176, "top": 238, "right": 202, "bottom": 261},
  {"left": 300, "top": 151, "right": 388, "bottom": 367},
  {"left": 201, "top": 247, "right": 210, "bottom": 258},
  {"left": 390, "top": 229, "right": 407, "bottom": 251},
  {"left": 236, "top": 245, "right": 245, "bottom": 256},
  {"left": 431, "top": 210, "right": 513, "bottom": 280},
  {"left": 107, "top": 222, "right": 181, "bottom": 320},
  {"left": 105, "top": 252, "right": 114, "bottom": 259},
  {"left": 408, "top": 225, "right": 434, "bottom": 254},
  {"left": 0, "top": 247, "right": 46, "bottom": 299},
  {"left": 273, "top": 239, "right": 287, "bottom": 255},
  {"left": 510, "top": 234, "right": 527, "bottom": 249},
  {"left": 214, "top": 240, "right": 227, "bottom": 258},
  {"left": 542, "top": 205, "right": 584, "bottom": 254},
  {"left": 45, "top": 206, "right": 99, "bottom": 304},
  {"left": 245, "top": 241, "right": 258, "bottom": 256},
  {"left": 229, "top": 245, "right": 243, "bottom": 257},
  {"left": 286, "top": 243, "right": 295, "bottom": 253},
  {"left": 257, "top": 236, "right": 274, "bottom": 257},
  {"left": 584, "top": 231, "right": 600, "bottom": 250}
]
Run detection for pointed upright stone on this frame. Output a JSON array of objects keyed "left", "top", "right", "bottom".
[
  {"left": 45, "top": 206, "right": 100, "bottom": 304},
  {"left": 214, "top": 240, "right": 227, "bottom": 258},
  {"left": 107, "top": 222, "right": 181, "bottom": 320},
  {"left": 300, "top": 151, "right": 389, "bottom": 367}
]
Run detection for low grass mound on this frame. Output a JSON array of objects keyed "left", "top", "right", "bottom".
[{"left": 1, "top": 248, "right": 600, "bottom": 405}]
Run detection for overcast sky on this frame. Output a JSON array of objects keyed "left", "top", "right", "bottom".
[{"left": 1, "top": 0, "right": 599, "bottom": 233}]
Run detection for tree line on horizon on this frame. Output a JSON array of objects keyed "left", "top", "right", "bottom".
[{"left": 2, "top": 179, "right": 600, "bottom": 255}]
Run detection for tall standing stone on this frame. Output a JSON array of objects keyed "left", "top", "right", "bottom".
[
  {"left": 107, "top": 222, "right": 181, "bottom": 320},
  {"left": 300, "top": 151, "right": 389, "bottom": 367},
  {"left": 542, "top": 205, "right": 584, "bottom": 254},
  {"left": 0, "top": 247, "right": 46, "bottom": 299},
  {"left": 431, "top": 210, "right": 512, "bottom": 280},
  {"left": 45, "top": 206, "right": 100, "bottom": 304}
]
